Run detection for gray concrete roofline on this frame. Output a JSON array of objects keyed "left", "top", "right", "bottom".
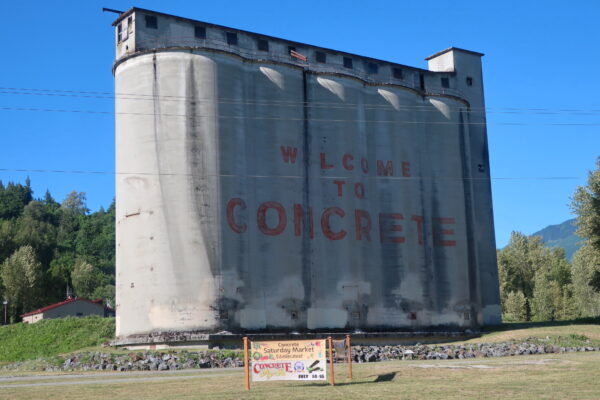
[
  {"left": 425, "top": 47, "right": 485, "bottom": 60},
  {"left": 112, "top": 7, "right": 464, "bottom": 74}
]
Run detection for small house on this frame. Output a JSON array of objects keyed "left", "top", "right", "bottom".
[{"left": 21, "top": 297, "right": 115, "bottom": 324}]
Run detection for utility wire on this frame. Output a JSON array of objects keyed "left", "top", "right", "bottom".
[
  {"left": 1, "top": 106, "right": 599, "bottom": 126},
  {"left": 1, "top": 86, "right": 599, "bottom": 115},
  {"left": 0, "top": 168, "right": 584, "bottom": 181}
]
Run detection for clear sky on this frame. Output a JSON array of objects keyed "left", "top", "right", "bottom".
[{"left": 0, "top": 1, "right": 598, "bottom": 247}]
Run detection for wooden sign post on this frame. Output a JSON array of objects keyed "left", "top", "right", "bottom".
[
  {"left": 328, "top": 336, "right": 335, "bottom": 386},
  {"left": 243, "top": 336, "right": 250, "bottom": 390},
  {"left": 346, "top": 334, "right": 353, "bottom": 379}
]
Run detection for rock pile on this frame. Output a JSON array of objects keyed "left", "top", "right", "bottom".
[
  {"left": 350, "top": 341, "right": 600, "bottom": 363},
  {"left": 3, "top": 338, "right": 598, "bottom": 372}
]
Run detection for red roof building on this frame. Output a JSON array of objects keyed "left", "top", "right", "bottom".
[{"left": 21, "top": 297, "right": 115, "bottom": 324}]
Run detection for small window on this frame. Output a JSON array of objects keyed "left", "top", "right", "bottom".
[
  {"left": 393, "top": 67, "right": 403, "bottom": 79},
  {"left": 343, "top": 57, "right": 353, "bottom": 69},
  {"left": 441, "top": 77, "right": 449, "bottom": 88},
  {"left": 419, "top": 73, "right": 425, "bottom": 90},
  {"left": 194, "top": 26, "right": 206, "bottom": 39},
  {"left": 367, "top": 62, "right": 378, "bottom": 74},
  {"left": 126, "top": 16, "right": 133, "bottom": 35},
  {"left": 466, "top": 76, "right": 473, "bottom": 86},
  {"left": 145, "top": 15, "right": 158, "bottom": 29},
  {"left": 226, "top": 32, "right": 238, "bottom": 45},
  {"left": 288, "top": 46, "right": 296, "bottom": 53},
  {"left": 315, "top": 51, "right": 326, "bottom": 63},
  {"left": 117, "top": 24, "right": 123, "bottom": 42},
  {"left": 257, "top": 38, "right": 269, "bottom": 52}
]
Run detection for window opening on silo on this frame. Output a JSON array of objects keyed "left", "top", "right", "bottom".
[
  {"left": 466, "top": 76, "right": 473, "bottom": 86},
  {"left": 288, "top": 45, "right": 296, "bottom": 53},
  {"left": 367, "top": 62, "right": 378, "bottom": 74},
  {"left": 195, "top": 26, "right": 206, "bottom": 39},
  {"left": 343, "top": 57, "right": 353, "bottom": 69},
  {"left": 226, "top": 32, "right": 238, "bottom": 45},
  {"left": 393, "top": 67, "right": 403, "bottom": 79},
  {"left": 316, "top": 51, "right": 326, "bottom": 63},
  {"left": 257, "top": 38, "right": 269, "bottom": 52},
  {"left": 441, "top": 77, "right": 450, "bottom": 88},
  {"left": 419, "top": 73, "right": 425, "bottom": 90},
  {"left": 145, "top": 15, "right": 158, "bottom": 29},
  {"left": 127, "top": 16, "right": 133, "bottom": 33},
  {"left": 117, "top": 23, "right": 123, "bottom": 42}
]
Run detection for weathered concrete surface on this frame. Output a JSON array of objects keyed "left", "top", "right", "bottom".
[{"left": 114, "top": 9, "right": 500, "bottom": 340}]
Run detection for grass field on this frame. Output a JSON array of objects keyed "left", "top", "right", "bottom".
[
  {"left": 0, "top": 352, "right": 599, "bottom": 399},
  {"left": 0, "top": 316, "right": 114, "bottom": 362},
  {"left": 1, "top": 319, "right": 600, "bottom": 398}
]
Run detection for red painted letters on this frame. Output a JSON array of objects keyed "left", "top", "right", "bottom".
[
  {"left": 379, "top": 213, "right": 405, "bottom": 243},
  {"left": 321, "top": 207, "right": 347, "bottom": 240},
  {"left": 257, "top": 202, "right": 287, "bottom": 236},
  {"left": 280, "top": 146, "right": 298, "bottom": 164},
  {"left": 226, "top": 198, "right": 247, "bottom": 233}
]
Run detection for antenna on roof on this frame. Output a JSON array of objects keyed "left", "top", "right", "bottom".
[{"left": 102, "top": 7, "right": 124, "bottom": 15}]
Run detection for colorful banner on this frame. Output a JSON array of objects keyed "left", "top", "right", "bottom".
[{"left": 250, "top": 339, "right": 327, "bottom": 381}]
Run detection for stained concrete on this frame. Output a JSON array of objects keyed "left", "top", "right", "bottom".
[{"left": 113, "top": 8, "right": 500, "bottom": 341}]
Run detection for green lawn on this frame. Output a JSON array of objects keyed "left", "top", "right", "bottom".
[{"left": 0, "top": 352, "right": 599, "bottom": 399}]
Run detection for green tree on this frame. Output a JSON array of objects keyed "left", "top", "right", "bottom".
[
  {"left": 71, "top": 260, "right": 100, "bottom": 299},
  {"left": 502, "top": 291, "right": 527, "bottom": 322},
  {"left": 530, "top": 270, "right": 562, "bottom": 321},
  {"left": 14, "top": 201, "right": 57, "bottom": 268},
  {"left": 1, "top": 246, "right": 42, "bottom": 319},
  {"left": 61, "top": 191, "right": 89, "bottom": 215},
  {"left": 571, "top": 244, "right": 600, "bottom": 317},
  {"left": 498, "top": 232, "right": 574, "bottom": 321},
  {"left": 0, "top": 180, "right": 33, "bottom": 219},
  {"left": 92, "top": 284, "right": 115, "bottom": 307},
  {"left": 571, "top": 157, "right": 600, "bottom": 292}
]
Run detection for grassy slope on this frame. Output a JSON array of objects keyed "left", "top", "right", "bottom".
[
  {"left": 1, "top": 317, "right": 599, "bottom": 364},
  {"left": 477, "top": 320, "right": 600, "bottom": 343},
  {"left": 0, "top": 317, "right": 114, "bottom": 362}
]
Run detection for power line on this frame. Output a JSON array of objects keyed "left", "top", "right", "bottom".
[
  {"left": 1, "top": 86, "right": 600, "bottom": 115},
  {"left": 0, "top": 168, "right": 584, "bottom": 181},
  {"left": 1, "top": 106, "right": 599, "bottom": 126}
]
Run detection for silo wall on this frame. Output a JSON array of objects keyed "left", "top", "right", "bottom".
[{"left": 115, "top": 50, "right": 493, "bottom": 338}]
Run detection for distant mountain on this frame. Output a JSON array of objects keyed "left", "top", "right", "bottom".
[{"left": 531, "top": 219, "right": 582, "bottom": 261}]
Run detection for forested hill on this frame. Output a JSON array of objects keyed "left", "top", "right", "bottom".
[
  {"left": 531, "top": 219, "right": 581, "bottom": 261},
  {"left": 0, "top": 179, "right": 115, "bottom": 322}
]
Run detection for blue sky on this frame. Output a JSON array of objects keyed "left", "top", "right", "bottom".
[{"left": 0, "top": 1, "right": 598, "bottom": 247}]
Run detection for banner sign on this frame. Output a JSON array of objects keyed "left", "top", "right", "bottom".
[{"left": 250, "top": 339, "right": 327, "bottom": 381}]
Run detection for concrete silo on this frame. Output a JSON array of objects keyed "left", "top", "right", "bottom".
[{"left": 112, "top": 8, "right": 500, "bottom": 345}]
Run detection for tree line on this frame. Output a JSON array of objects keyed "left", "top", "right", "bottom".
[
  {"left": 0, "top": 179, "right": 114, "bottom": 322},
  {"left": 499, "top": 158, "right": 600, "bottom": 322}
]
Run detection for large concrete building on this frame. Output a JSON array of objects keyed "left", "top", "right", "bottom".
[{"left": 112, "top": 8, "right": 500, "bottom": 343}]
